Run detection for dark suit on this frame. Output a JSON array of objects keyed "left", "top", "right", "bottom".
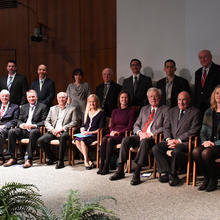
[
  {"left": 156, "top": 75, "right": 191, "bottom": 107},
  {"left": 0, "top": 103, "right": 19, "bottom": 156},
  {"left": 7, "top": 102, "right": 48, "bottom": 160},
  {"left": 0, "top": 74, "right": 28, "bottom": 105},
  {"left": 118, "top": 104, "right": 169, "bottom": 167},
  {"left": 96, "top": 81, "right": 122, "bottom": 117},
  {"left": 38, "top": 105, "right": 79, "bottom": 161},
  {"left": 194, "top": 62, "right": 220, "bottom": 114},
  {"left": 31, "top": 77, "right": 55, "bottom": 107},
  {"left": 123, "top": 74, "right": 152, "bottom": 107},
  {"left": 152, "top": 106, "right": 202, "bottom": 175}
]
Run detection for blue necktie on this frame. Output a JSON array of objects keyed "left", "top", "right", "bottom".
[{"left": 7, "top": 76, "right": 13, "bottom": 90}]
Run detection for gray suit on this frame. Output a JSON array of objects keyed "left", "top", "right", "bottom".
[
  {"left": 153, "top": 106, "right": 202, "bottom": 175},
  {"left": 38, "top": 105, "right": 79, "bottom": 161},
  {"left": 118, "top": 104, "right": 169, "bottom": 167}
]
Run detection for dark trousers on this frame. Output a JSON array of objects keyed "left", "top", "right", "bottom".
[
  {"left": 38, "top": 132, "right": 69, "bottom": 161},
  {"left": 192, "top": 145, "right": 220, "bottom": 179},
  {"left": 0, "top": 128, "right": 8, "bottom": 156},
  {"left": 118, "top": 135, "right": 155, "bottom": 167},
  {"left": 8, "top": 128, "right": 41, "bottom": 160},
  {"left": 152, "top": 141, "right": 188, "bottom": 175}
]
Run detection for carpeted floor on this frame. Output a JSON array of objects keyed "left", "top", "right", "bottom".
[{"left": 0, "top": 160, "right": 220, "bottom": 220}]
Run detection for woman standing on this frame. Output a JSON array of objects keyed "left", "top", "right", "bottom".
[
  {"left": 75, "top": 94, "right": 105, "bottom": 169},
  {"left": 66, "top": 68, "right": 90, "bottom": 118},
  {"left": 97, "top": 91, "right": 135, "bottom": 175},
  {"left": 192, "top": 85, "right": 220, "bottom": 192}
]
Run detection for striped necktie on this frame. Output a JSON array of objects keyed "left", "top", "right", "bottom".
[
  {"left": 142, "top": 108, "right": 155, "bottom": 132},
  {"left": 7, "top": 76, "right": 13, "bottom": 90}
]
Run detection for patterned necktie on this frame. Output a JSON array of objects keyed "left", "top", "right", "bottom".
[
  {"left": 0, "top": 106, "right": 6, "bottom": 118},
  {"left": 7, "top": 76, "right": 13, "bottom": 90},
  {"left": 201, "top": 69, "right": 207, "bottom": 88},
  {"left": 142, "top": 108, "right": 155, "bottom": 132}
]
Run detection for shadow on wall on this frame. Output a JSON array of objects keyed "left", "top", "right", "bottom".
[{"left": 179, "top": 68, "right": 192, "bottom": 84}]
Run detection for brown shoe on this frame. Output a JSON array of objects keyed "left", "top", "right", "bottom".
[
  {"left": 23, "top": 160, "right": 32, "bottom": 168},
  {"left": 3, "top": 158, "right": 17, "bottom": 167}
]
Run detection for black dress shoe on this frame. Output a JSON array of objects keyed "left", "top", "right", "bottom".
[
  {"left": 101, "top": 169, "right": 109, "bottom": 175},
  {"left": 85, "top": 165, "right": 93, "bottom": 170},
  {"left": 130, "top": 174, "right": 141, "bottom": 185},
  {"left": 159, "top": 173, "right": 169, "bottom": 183},
  {"left": 47, "top": 159, "right": 55, "bottom": 165},
  {"left": 97, "top": 169, "right": 102, "bottom": 174},
  {"left": 198, "top": 177, "right": 209, "bottom": 191},
  {"left": 55, "top": 161, "right": 65, "bottom": 169},
  {"left": 169, "top": 174, "right": 180, "bottom": 186},
  {"left": 109, "top": 171, "right": 125, "bottom": 181},
  {"left": 206, "top": 178, "right": 217, "bottom": 192}
]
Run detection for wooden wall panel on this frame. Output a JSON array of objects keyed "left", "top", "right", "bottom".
[{"left": 0, "top": 0, "right": 116, "bottom": 97}]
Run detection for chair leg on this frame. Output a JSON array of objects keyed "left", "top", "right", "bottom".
[
  {"left": 193, "top": 161, "right": 197, "bottom": 186},
  {"left": 71, "top": 147, "right": 75, "bottom": 166},
  {"left": 43, "top": 152, "right": 46, "bottom": 164},
  {"left": 148, "top": 154, "right": 151, "bottom": 169},
  {"left": 186, "top": 153, "right": 191, "bottom": 185},
  {"left": 68, "top": 145, "right": 71, "bottom": 166},
  {"left": 153, "top": 158, "right": 157, "bottom": 178},
  {"left": 128, "top": 150, "right": 132, "bottom": 173},
  {"left": 39, "top": 147, "right": 42, "bottom": 164}
]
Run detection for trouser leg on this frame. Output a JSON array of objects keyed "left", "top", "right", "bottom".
[
  {"left": 0, "top": 128, "right": 8, "bottom": 156},
  {"left": 58, "top": 132, "right": 69, "bottom": 161}
]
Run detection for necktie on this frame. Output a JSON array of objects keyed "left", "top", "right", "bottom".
[
  {"left": 7, "top": 76, "right": 13, "bottom": 90},
  {"left": 201, "top": 69, "right": 207, "bottom": 88},
  {"left": 39, "top": 80, "right": 43, "bottom": 91},
  {"left": 0, "top": 106, "right": 6, "bottom": 118},
  {"left": 177, "top": 110, "right": 184, "bottom": 126},
  {"left": 134, "top": 76, "right": 138, "bottom": 93},
  {"left": 102, "top": 84, "right": 109, "bottom": 108},
  {"left": 142, "top": 108, "right": 155, "bottom": 132}
]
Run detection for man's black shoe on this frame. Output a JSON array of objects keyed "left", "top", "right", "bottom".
[
  {"left": 206, "top": 178, "right": 217, "bottom": 192},
  {"left": 55, "top": 161, "right": 65, "bottom": 169},
  {"left": 159, "top": 173, "right": 169, "bottom": 183},
  {"left": 130, "top": 173, "right": 141, "bottom": 185},
  {"left": 198, "top": 177, "right": 209, "bottom": 191},
  {"left": 47, "top": 159, "right": 55, "bottom": 165},
  {"left": 109, "top": 171, "right": 125, "bottom": 181},
  {"left": 169, "top": 174, "right": 180, "bottom": 186}
]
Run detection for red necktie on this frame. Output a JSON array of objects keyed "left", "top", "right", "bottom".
[
  {"left": 201, "top": 69, "right": 207, "bottom": 88},
  {"left": 142, "top": 108, "right": 155, "bottom": 132},
  {"left": 0, "top": 106, "right": 6, "bottom": 118}
]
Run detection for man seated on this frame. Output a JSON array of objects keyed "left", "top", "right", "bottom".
[
  {"left": 152, "top": 91, "right": 202, "bottom": 186},
  {"left": 4, "top": 90, "right": 48, "bottom": 168},
  {"left": 38, "top": 92, "right": 79, "bottom": 169},
  {"left": 0, "top": 89, "right": 19, "bottom": 165},
  {"left": 109, "top": 88, "right": 169, "bottom": 185}
]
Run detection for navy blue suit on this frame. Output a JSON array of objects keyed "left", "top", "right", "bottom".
[
  {"left": 31, "top": 77, "right": 55, "bottom": 107},
  {"left": 0, "top": 74, "right": 28, "bottom": 105},
  {"left": 0, "top": 103, "right": 19, "bottom": 156}
]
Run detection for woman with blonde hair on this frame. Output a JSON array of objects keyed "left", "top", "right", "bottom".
[
  {"left": 192, "top": 85, "right": 220, "bottom": 192},
  {"left": 75, "top": 94, "right": 105, "bottom": 169}
]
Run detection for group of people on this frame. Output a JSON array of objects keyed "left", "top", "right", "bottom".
[{"left": 0, "top": 49, "right": 220, "bottom": 192}]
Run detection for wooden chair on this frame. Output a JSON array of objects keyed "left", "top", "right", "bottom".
[
  {"left": 71, "top": 128, "right": 102, "bottom": 168},
  {"left": 127, "top": 133, "right": 163, "bottom": 174},
  {"left": 192, "top": 137, "right": 220, "bottom": 186},
  {"left": 40, "top": 127, "right": 73, "bottom": 165}
]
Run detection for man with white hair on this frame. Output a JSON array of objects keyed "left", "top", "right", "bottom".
[
  {"left": 4, "top": 89, "right": 48, "bottom": 168},
  {"left": 0, "top": 89, "right": 19, "bottom": 165},
  {"left": 38, "top": 92, "right": 79, "bottom": 169}
]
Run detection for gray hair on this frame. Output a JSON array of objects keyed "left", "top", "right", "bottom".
[
  {"left": 147, "top": 87, "right": 162, "bottom": 97},
  {"left": 57, "top": 92, "right": 68, "bottom": 99},
  {"left": 0, "top": 89, "right": 10, "bottom": 96},
  {"left": 26, "top": 89, "right": 37, "bottom": 97}
]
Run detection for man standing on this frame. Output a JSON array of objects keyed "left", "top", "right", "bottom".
[
  {"left": 123, "top": 59, "right": 152, "bottom": 109},
  {"left": 3, "top": 90, "right": 48, "bottom": 168},
  {"left": 0, "top": 60, "right": 28, "bottom": 105},
  {"left": 194, "top": 50, "right": 220, "bottom": 115},
  {"left": 0, "top": 90, "right": 19, "bottom": 165},
  {"left": 157, "top": 59, "right": 191, "bottom": 107},
  {"left": 152, "top": 91, "right": 201, "bottom": 186},
  {"left": 96, "top": 68, "right": 121, "bottom": 117},
  {"left": 31, "top": 64, "right": 55, "bottom": 107},
  {"left": 109, "top": 88, "right": 169, "bottom": 185},
  {"left": 38, "top": 92, "right": 79, "bottom": 169}
]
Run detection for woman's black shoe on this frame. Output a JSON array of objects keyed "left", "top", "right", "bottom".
[
  {"left": 97, "top": 169, "right": 102, "bottom": 174},
  {"left": 198, "top": 177, "right": 209, "bottom": 191},
  {"left": 206, "top": 178, "right": 217, "bottom": 192}
]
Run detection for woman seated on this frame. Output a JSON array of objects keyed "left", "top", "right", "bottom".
[
  {"left": 66, "top": 68, "right": 90, "bottom": 119},
  {"left": 97, "top": 91, "right": 135, "bottom": 175},
  {"left": 192, "top": 85, "right": 220, "bottom": 192},
  {"left": 75, "top": 94, "right": 105, "bottom": 169}
]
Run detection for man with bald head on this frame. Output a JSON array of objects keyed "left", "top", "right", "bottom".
[
  {"left": 31, "top": 64, "right": 55, "bottom": 107},
  {"left": 194, "top": 50, "right": 220, "bottom": 115},
  {"left": 153, "top": 91, "right": 202, "bottom": 186},
  {"left": 96, "top": 68, "right": 121, "bottom": 117}
]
